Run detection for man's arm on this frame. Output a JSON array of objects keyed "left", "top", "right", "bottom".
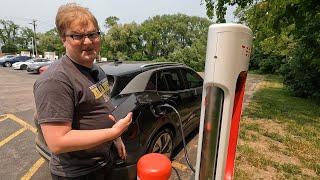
[{"left": 41, "top": 112, "right": 132, "bottom": 154}]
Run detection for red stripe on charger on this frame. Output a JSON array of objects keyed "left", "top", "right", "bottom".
[{"left": 225, "top": 71, "right": 247, "bottom": 180}]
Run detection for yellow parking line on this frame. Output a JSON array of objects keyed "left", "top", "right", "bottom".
[
  {"left": 21, "top": 157, "right": 45, "bottom": 180},
  {"left": 6, "top": 114, "right": 37, "bottom": 134},
  {"left": 0, "top": 127, "right": 26, "bottom": 148},
  {"left": 0, "top": 114, "right": 8, "bottom": 122},
  {"left": 172, "top": 161, "right": 188, "bottom": 171}
]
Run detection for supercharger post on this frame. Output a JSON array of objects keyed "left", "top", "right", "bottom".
[{"left": 195, "top": 23, "right": 253, "bottom": 180}]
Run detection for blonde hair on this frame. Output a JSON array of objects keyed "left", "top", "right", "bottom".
[{"left": 55, "top": 3, "right": 99, "bottom": 37}]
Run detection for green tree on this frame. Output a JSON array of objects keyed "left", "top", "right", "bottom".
[
  {"left": 0, "top": 20, "right": 20, "bottom": 53},
  {"left": 0, "top": 20, "right": 19, "bottom": 44},
  {"left": 37, "top": 28, "right": 64, "bottom": 57},
  {"left": 1, "top": 42, "right": 18, "bottom": 53},
  {"left": 140, "top": 14, "right": 211, "bottom": 60},
  {"left": 203, "top": 0, "right": 253, "bottom": 22},
  {"left": 104, "top": 16, "right": 119, "bottom": 30},
  {"left": 102, "top": 22, "right": 143, "bottom": 60},
  {"left": 102, "top": 14, "right": 211, "bottom": 70},
  {"left": 16, "top": 27, "right": 34, "bottom": 51},
  {"left": 166, "top": 39, "right": 206, "bottom": 71}
]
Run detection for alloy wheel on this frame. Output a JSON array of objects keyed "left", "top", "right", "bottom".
[
  {"left": 4, "top": 62, "right": 11, "bottom": 67},
  {"left": 21, "top": 64, "right": 27, "bottom": 70},
  {"left": 150, "top": 131, "right": 173, "bottom": 158}
]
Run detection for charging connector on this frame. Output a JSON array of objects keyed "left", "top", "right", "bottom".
[{"left": 158, "top": 103, "right": 195, "bottom": 173}]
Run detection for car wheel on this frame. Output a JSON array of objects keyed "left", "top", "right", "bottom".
[
  {"left": 147, "top": 128, "right": 173, "bottom": 158},
  {"left": 21, "top": 64, "right": 27, "bottom": 70},
  {"left": 4, "top": 62, "right": 11, "bottom": 67}
]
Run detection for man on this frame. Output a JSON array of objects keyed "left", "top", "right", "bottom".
[{"left": 33, "top": 3, "right": 132, "bottom": 179}]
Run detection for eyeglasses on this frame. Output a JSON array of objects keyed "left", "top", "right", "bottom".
[{"left": 66, "top": 31, "right": 101, "bottom": 41}]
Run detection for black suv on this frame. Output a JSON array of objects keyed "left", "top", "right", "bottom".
[{"left": 35, "top": 61, "right": 203, "bottom": 179}]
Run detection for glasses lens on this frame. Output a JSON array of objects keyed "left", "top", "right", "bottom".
[
  {"left": 68, "top": 32, "right": 100, "bottom": 41},
  {"left": 88, "top": 32, "right": 100, "bottom": 39},
  {"left": 72, "top": 34, "right": 84, "bottom": 40}
]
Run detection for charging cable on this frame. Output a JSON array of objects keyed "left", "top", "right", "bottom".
[{"left": 158, "top": 104, "right": 195, "bottom": 173}]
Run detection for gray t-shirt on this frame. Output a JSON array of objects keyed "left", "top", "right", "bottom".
[{"left": 33, "top": 56, "right": 115, "bottom": 177}]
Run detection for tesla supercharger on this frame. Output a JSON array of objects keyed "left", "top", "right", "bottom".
[{"left": 195, "top": 23, "right": 253, "bottom": 180}]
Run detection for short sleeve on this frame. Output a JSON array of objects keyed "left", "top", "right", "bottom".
[{"left": 34, "top": 78, "right": 74, "bottom": 124}]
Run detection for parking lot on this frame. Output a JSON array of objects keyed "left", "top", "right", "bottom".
[
  {"left": 0, "top": 66, "right": 263, "bottom": 179},
  {"left": 0, "top": 67, "right": 51, "bottom": 179}
]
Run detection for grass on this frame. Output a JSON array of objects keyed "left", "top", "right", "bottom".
[{"left": 234, "top": 75, "right": 320, "bottom": 179}]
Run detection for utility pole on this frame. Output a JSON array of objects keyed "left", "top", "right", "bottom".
[
  {"left": 31, "top": 37, "right": 35, "bottom": 57},
  {"left": 30, "top": 19, "right": 38, "bottom": 57}
]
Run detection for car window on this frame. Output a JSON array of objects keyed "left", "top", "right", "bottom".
[
  {"left": 145, "top": 73, "right": 157, "bottom": 91},
  {"left": 182, "top": 69, "right": 203, "bottom": 88},
  {"left": 110, "top": 73, "right": 138, "bottom": 96},
  {"left": 158, "top": 69, "right": 184, "bottom": 91},
  {"left": 157, "top": 71, "right": 168, "bottom": 91}
]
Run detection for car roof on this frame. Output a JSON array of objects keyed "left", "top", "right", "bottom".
[
  {"left": 99, "top": 61, "right": 186, "bottom": 76},
  {"left": 11, "top": 56, "right": 30, "bottom": 59}
]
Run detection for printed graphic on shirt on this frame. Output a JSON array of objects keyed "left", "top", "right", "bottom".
[{"left": 89, "top": 78, "right": 110, "bottom": 101}]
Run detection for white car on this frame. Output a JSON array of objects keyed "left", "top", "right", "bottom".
[{"left": 12, "top": 58, "right": 51, "bottom": 70}]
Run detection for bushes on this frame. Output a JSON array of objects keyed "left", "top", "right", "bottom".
[
  {"left": 1, "top": 43, "right": 18, "bottom": 54},
  {"left": 281, "top": 45, "right": 320, "bottom": 102},
  {"left": 249, "top": 47, "right": 286, "bottom": 74}
]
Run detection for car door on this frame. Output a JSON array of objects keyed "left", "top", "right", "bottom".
[
  {"left": 156, "top": 68, "right": 190, "bottom": 131},
  {"left": 11, "top": 56, "right": 21, "bottom": 63},
  {"left": 180, "top": 68, "right": 203, "bottom": 132}
]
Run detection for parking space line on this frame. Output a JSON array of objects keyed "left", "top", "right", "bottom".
[
  {"left": 0, "top": 114, "right": 8, "bottom": 122},
  {"left": 0, "top": 127, "right": 26, "bottom": 148},
  {"left": 21, "top": 157, "right": 45, "bottom": 180},
  {"left": 172, "top": 161, "right": 188, "bottom": 171},
  {"left": 6, "top": 114, "right": 37, "bottom": 134}
]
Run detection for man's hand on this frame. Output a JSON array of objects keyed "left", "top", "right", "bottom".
[
  {"left": 110, "top": 112, "right": 132, "bottom": 134},
  {"left": 113, "top": 137, "right": 127, "bottom": 159}
]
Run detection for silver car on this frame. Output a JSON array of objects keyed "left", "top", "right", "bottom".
[{"left": 26, "top": 59, "right": 53, "bottom": 73}]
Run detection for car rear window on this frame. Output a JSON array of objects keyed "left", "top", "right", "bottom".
[
  {"left": 108, "top": 73, "right": 138, "bottom": 97},
  {"left": 181, "top": 68, "right": 203, "bottom": 88}
]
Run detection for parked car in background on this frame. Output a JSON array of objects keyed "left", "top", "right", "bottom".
[
  {"left": 0, "top": 54, "right": 16, "bottom": 62},
  {"left": 0, "top": 55, "right": 31, "bottom": 67},
  {"left": 26, "top": 59, "right": 53, "bottom": 73},
  {"left": 34, "top": 61, "right": 203, "bottom": 179},
  {"left": 39, "top": 64, "right": 50, "bottom": 74},
  {"left": 12, "top": 58, "right": 47, "bottom": 70}
]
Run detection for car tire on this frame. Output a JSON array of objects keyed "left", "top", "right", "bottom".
[
  {"left": 21, "top": 64, "right": 27, "bottom": 70},
  {"left": 4, "top": 61, "right": 11, "bottom": 67},
  {"left": 147, "top": 128, "right": 174, "bottom": 158}
]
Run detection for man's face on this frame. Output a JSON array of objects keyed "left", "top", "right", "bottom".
[{"left": 63, "top": 20, "right": 100, "bottom": 67}]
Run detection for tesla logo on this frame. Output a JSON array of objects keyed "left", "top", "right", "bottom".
[{"left": 241, "top": 45, "right": 251, "bottom": 57}]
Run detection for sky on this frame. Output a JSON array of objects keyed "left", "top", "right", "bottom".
[{"left": 0, "top": 0, "right": 237, "bottom": 33}]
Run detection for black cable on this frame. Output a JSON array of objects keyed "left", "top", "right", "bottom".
[
  {"left": 172, "top": 166, "right": 182, "bottom": 180},
  {"left": 159, "top": 104, "right": 196, "bottom": 173}
]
